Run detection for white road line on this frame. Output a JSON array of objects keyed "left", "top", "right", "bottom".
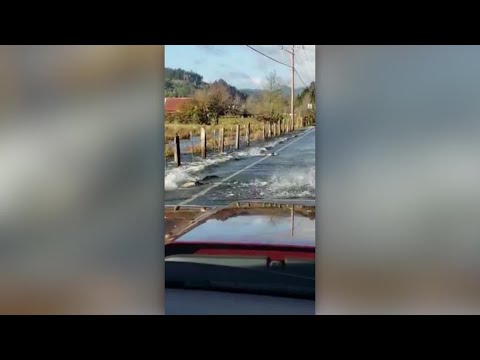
[{"left": 179, "top": 128, "right": 315, "bottom": 205}]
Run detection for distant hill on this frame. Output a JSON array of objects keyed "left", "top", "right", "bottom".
[
  {"left": 210, "top": 79, "right": 247, "bottom": 101},
  {"left": 240, "top": 88, "right": 264, "bottom": 99},
  {"left": 165, "top": 68, "right": 207, "bottom": 97},
  {"left": 165, "top": 67, "right": 306, "bottom": 100},
  {"left": 281, "top": 86, "right": 306, "bottom": 98},
  {"left": 165, "top": 67, "right": 247, "bottom": 100}
]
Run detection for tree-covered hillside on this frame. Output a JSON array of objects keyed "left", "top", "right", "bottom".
[
  {"left": 165, "top": 68, "right": 247, "bottom": 100},
  {"left": 165, "top": 68, "right": 207, "bottom": 97}
]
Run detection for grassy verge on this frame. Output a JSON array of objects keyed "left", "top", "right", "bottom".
[
  {"left": 165, "top": 117, "right": 264, "bottom": 141},
  {"left": 165, "top": 116, "right": 312, "bottom": 158}
]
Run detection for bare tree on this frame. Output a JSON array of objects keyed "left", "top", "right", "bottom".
[
  {"left": 232, "top": 94, "right": 244, "bottom": 115},
  {"left": 245, "top": 96, "right": 258, "bottom": 116},
  {"left": 265, "top": 70, "right": 282, "bottom": 94},
  {"left": 295, "top": 81, "right": 315, "bottom": 123},
  {"left": 258, "top": 71, "right": 286, "bottom": 121},
  {"left": 194, "top": 82, "right": 232, "bottom": 125}
]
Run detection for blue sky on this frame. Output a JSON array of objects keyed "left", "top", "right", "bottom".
[{"left": 165, "top": 45, "right": 315, "bottom": 90}]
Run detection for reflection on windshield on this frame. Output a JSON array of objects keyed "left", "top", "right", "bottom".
[
  {"left": 165, "top": 201, "right": 315, "bottom": 247},
  {"left": 178, "top": 214, "right": 314, "bottom": 246}
]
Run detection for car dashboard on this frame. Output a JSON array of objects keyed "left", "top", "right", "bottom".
[
  {"left": 164, "top": 200, "right": 316, "bottom": 315},
  {"left": 165, "top": 288, "right": 315, "bottom": 315}
]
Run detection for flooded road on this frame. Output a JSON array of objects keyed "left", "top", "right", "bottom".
[{"left": 165, "top": 126, "right": 315, "bottom": 206}]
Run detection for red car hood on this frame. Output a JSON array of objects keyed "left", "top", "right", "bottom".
[{"left": 165, "top": 200, "right": 315, "bottom": 260}]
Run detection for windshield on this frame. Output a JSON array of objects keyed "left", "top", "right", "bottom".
[{"left": 165, "top": 201, "right": 315, "bottom": 300}]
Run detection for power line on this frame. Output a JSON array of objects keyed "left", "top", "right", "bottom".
[
  {"left": 296, "top": 47, "right": 305, "bottom": 66},
  {"left": 246, "top": 45, "right": 308, "bottom": 86},
  {"left": 245, "top": 45, "right": 291, "bottom": 68},
  {"left": 280, "top": 45, "right": 296, "bottom": 131},
  {"left": 246, "top": 44, "right": 309, "bottom": 131},
  {"left": 294, "top": 47, "right": 310, "bottom": 87},
  {"left": 294, "top": 68, "right": 308, "bottom": 87}
]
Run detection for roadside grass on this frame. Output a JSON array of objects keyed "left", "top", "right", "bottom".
[
  {"left": 165, "top": 116, "right": 312, "bottom": 158},
  {"left": 165, "top": 117, "right": 264, "bottom": 141}
]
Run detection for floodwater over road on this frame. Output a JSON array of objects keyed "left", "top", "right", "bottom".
[{"left": 165, "top": 127, "right": 315, "bottom": 206}]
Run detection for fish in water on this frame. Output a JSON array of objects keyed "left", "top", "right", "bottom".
[
  {"left": 201, "top": 175, "right": 220, "bottom": 181},
  {"left": 181, "top": 175, "right": 219, "bottom": 188},
  {"left": 181, "top": 181, "right": 202, "bottom": 188}
]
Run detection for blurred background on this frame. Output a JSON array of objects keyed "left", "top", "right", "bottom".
[
  {"left": 318, "top": 45, "right": 480, "bottom": 314},
  {"left": 6, "top": 45, "right": 480, "bottom": 314},
  {"left": 0, "top": 45, "right": 164, "bottom": 314}
]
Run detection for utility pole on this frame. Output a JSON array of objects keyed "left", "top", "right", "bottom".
[
  {"left": 291, "top": 45, "right": 295, "bottom": 131},
  {"left": 282, "top": 45, "right": 296, "bottom": 131}
]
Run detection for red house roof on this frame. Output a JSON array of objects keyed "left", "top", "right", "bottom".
[{"left": 164, "top": 97, "right": 193, "bottom": 113}]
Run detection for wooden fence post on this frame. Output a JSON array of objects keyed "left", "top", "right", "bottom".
[
  {"left": 235, "top": 124, "right": 240, "bottom": 149},
  {"left": 213, "top": 129, "right": 217, "bottom": 151},
  {"left": 219, "top": 127, "right": 224, "bottom": 152},
  {"left": 189, "top": 131, "right": 194, "bottom": 161},
  {"left": 200, "top": 127, "right": 207, "bottom": 159},
  {"left": 174, "top": 134, "right": 181, "bottom": 167},
  {"left": 246, "top": 123, "right": 250, "bottom": 146},
  {"left": 262, "top": 121, "right": 266, "bottom": 140}
]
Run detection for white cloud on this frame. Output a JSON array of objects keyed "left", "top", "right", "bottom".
[
  {"left": 251, "top": 45, "right": 315, "bottom": 87},
  {"left": 249, "top": 76, "right": 264, "bottom": 86}
]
